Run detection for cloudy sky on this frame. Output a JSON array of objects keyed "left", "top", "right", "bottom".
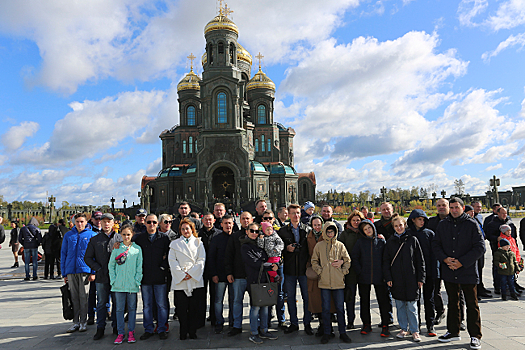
[{"left": 1, "top": 0, "right": 525, "bottom": 206}]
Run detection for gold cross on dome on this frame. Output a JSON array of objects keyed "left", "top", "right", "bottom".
[
  {"left": 255, "top": 52, "right": 264, "bottom": 69},
  {"left": 218, "top": 0, "right": 225, "bottom": 16},
  {"left": 223, "top": 3, "right": 233, "bottom": 18},
  {"left": 187, "top": 53, "right": 196, "bottom": 71}
]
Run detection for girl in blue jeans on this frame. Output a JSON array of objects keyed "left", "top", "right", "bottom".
[
  {"left": 109, "top": 225, "right": 143, "bottom": 344},
  {"left": 383, "top": 214, "right": 425, "bottom": 342}
]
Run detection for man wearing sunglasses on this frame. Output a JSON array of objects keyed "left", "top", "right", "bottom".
[{"left": 133, "top": 214, "right": 170, "bottom": 340}]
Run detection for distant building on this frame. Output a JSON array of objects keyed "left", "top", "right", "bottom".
[{"left": 141, "top": 4, "right": 315, "bottom": 214}]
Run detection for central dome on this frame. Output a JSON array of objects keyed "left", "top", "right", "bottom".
[{"left": 204, "top": 14, "right": 238, "bottom": 35}]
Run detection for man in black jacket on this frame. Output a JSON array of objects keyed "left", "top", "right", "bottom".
[
  {"left": 374, "top": 202, "right": 395, "bottom": 241},
  {"left": 213, "top": 203, "right": 239, "bottom": 231},
  {"left": 19, "top": 219, "right": 42, "bottom": 280},
  {"left": 134, "top": 214, "right": 170, "bottom": 340},
  {"left": 279, "top": 204, "right": 313, "bottom": 335},
  {"left": 172, "top": 201, "right": 202, "bottom": 235},
  {"left": 482, "top": 203, "right": 501, "bottom": 228},
  {"left": 84, "top": 213, "right": 122, "bottom": 340},
  {"left": 224, "top": 211, "right": 252, "bottom": 336},
  {"left": 433, "top": 197, "right": 484, "bottom": 349},
  {"left": 484, "top": 206, "right": 516, "bottom": 294},
  {"left": 133, "top": 208, "right": 147, "bottom": 235},
  {"left": 198, "top": 212, "right": 220, "bottom": 327},
  {"left": 321, "top": 205, "right": 343, "bottom": 235}
]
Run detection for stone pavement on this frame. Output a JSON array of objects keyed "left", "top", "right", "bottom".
[{"left": 1, "top": 238, "right": 525, "bottom": 349}]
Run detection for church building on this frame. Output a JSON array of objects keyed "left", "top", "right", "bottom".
[{"left": 141, "top": 4, "right": 316, "bottom": 214}]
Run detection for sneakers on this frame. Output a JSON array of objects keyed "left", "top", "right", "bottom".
[
  {"left": 114, "top": 334, "right": 124, "bottom": 345},
  {"left": 79, "top": 323, "right": 87, "bottom": 332},
  {"left": 438, "top": 332, "right": 461, "bottom": 342},
  {"left": 412, "top": 332, "right": 421, "bottom": 342},
  {"left": 396, "top": 330, "right": 408, "bottom": 339},
  {"left": 470, "top": 336, "right": 482, "bottom": 349},
  {"left": 227, "top": 327, "right": 242, "bottom": 336},
  {"left": 128, "top": 331, "right": 136, "bottom": 343},
  {"left": 434, "top": 312, "right": 446, "bottom": 325},
  {"left": 361, "top": 324, "right": 372, "bottom": 334},
  {"left": 33, "top": 276, "right": 39, "bottom": 280},
  {"left": 427, "top": 326, "right": 437, "bottom": 337},
  {"left": 381, "top": 325, "right": 390, "bottom": 337},
  {"left": 214, "top": 324, "right": 223, "bottom": 334},
  {"left": 259, "top": 331, "right": 278, "bottom": 340},
  {"left": 140, "top": 332, "right": 154, "bottom": 340},
  {"left": 159, "top": 332, "right": 168, "bottom": 340},
  {"left": 66, "top": 323, "right": 80, "bottom": 333},
  {"left": 340, "top": 333, "right": 352, "bottom": 343},
  {"left": 249, "top": 334, "right": 263, "bottom": 344},
  {"left": 284, "top": 323, "right": 299, "bottom": 334},
  {"left": 460, "top": 322, "right": 467, "bottom": 331}
]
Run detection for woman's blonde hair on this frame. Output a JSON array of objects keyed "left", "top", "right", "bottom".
[{"left": 391, "top": 213, "right": 406, "bottom": 227}]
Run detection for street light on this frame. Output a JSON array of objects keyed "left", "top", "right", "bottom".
[{"left": 441, "top": 190, "right": 446, "bottom": 198}]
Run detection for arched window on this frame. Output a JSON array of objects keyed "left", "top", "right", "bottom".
[
  {"left": 189, "top": 136, "right": 193, "bottom": 154},
  {"left": 194, "top": 139, "right": 198, "bottom": 153},
  {"left": 209, "top": 44, "right": 214, "bottom": 64},
  {"left": 255, "top": 139, "right": 259, "bottom": 153},
  {"left": 217, "top": 92, "right": 227, "bottom": 123},
  {"left": 187, "top": 106, "right": 195, "bottom": 126},
  {"left": 230, "top": 43, "right": 235, "bottom": 64},
  {"left": 218, "top": 42, "right": 224, "bottom": 54},
  {"left": 183, "top": 140, "right": 187, "bottom": 154},
  {"left": 261, "top": 135, "right": 265, "bottom": 152},
  {"left": 267, "top": 138, "right": 271, "bottom": 154},
  {"left": 258, "top": 105, "right": 266, "bottom": 124}
]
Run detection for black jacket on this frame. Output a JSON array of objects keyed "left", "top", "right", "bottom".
[
  {"left": 426, "top": 215, "right": 445, "bottom": 233},
  {"left": 10, "top": 227, "right": 19, "bottom": 245},
  {"left": 134, "top": 231, "right": 170, "bottom": 285},
  {"left": 485, "top": 216, "right": 517, "bottom": 251},
  {"left": 224, "top": 228, "right": 248, "bottom": 279},
  {"left": 18, "top": 224, "right": 42, "bottom": 249},
  {"left": 351, "top": 221, "right": 386, "bottom": 285},
  {"left": 433, "top": 213, "right": 485, "bottom": 285},
  {"left": 240, "top": 237, "right": 271, "bottom": 295},
  {"left": 172, "top": 215, "right": 202, "bottom": 235},
  {"left": 84, "top": 231, "right": 122, "bottom": 284},
  {"left": 133, "top": 222, "right": 147, "bottom": 235},
  {"left": 208, "top": 230, "right": 232, "bottom": 282},
  {"left": 407, "top": 209, "right": 439, "bottom": 280},
  {"left": 198, "top": 225, "right": 220, "bottom": 279},
  {"left": 323, "top": 217, "right": 343, "bottom": 235},
  {"left": 278, "top": 222, "right": 311, "bottom": 276},
  {"left": 374, "top": 217, "right": 395, "bottom": 241},
  {"left": 383, "top": 232, "right": 425, "bottom": 301}
]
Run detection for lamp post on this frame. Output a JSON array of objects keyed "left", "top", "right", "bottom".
[
  {"left": 122, "top": 199, "right": 127, "bottom": 210},
  {"left": 441, "top": 190, "right": 446, "bottom": 198},
  {"left": 432, "top": 191, "right": 437, "bottom": 205},
  {"left": 380, "top": 186, "right": 387, "bottom": 202},
  {"left": 110, "top": 197, "right": 115, "bottom": 212},
  {"left": 490, "top": 175, "right": 500, "bottom": 204},
  {"left": 48, "top": 195, "right": 56, "bottom": 223}
]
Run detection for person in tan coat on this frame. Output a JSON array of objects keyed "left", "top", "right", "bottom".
[{"left": 311, "top": 222, "right": 351, "bottom": 344}]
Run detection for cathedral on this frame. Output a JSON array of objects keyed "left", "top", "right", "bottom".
[{"left": 141, "top": 4, "right": 316, "bottom": 214}]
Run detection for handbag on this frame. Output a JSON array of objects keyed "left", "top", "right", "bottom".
[
  {"left": 115, "top": 246, "right": 130, "bottom": 265},
  {"left": 60, "top": 283, "right": 74, "bottom": 320},
  {"left": 250, "top": 264, "right": 278, "bottom": 307},
  {"left": 306, "top": 266, "right": 318, "bottom": 280}
]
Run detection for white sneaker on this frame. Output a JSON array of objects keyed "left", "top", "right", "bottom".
[
  {"left": 396, "top": 330, "right": 408, "bottom": 338},
  {"left": 67, "top": 324, "right": 80, "bottom": 333},
  {"left": 470, "top": 337, "right": 481, "bottom": 349},
  {"left": 79, "top": 323, "right": 87, "bottom": 332}
]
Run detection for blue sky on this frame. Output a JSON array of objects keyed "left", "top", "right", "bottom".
[{"left": 1, "top": 0, "right": 525, "bottom": 206}]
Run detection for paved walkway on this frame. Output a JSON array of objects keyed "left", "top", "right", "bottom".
[{"left": 1, "top": 238, "right": 524, "bottom": 349}]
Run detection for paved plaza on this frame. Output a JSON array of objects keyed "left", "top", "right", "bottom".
[{"left": 1, "top": 236, "right": 524, "bottom": 350}]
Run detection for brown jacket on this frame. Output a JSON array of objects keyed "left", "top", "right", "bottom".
[{"left": 311, "top": 222, "right": 351, "bottom": 290}]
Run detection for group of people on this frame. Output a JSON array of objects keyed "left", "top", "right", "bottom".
[{"left": 8, "top": 197, "right": 522, "bottom": 349}]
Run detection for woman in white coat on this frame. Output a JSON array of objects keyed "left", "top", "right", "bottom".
[{"left": 168, "top": 218, "right": 206, "bottom": 340}]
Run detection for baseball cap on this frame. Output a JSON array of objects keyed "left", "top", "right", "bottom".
[
  {"left": 101, "top": 213, "right": 115, "bottom": 220},
  {"left": 136, "top": 208, "right": 147, "bottom": 216},
  {"left": 92, "top": 211, "right": 103, "bottom": 220}
]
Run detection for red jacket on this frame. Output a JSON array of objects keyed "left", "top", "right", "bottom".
[{"left": 498, "top": 233, "right": 521, "bottom": 262}]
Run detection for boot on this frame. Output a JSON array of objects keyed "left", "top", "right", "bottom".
[{"left": 11, "top": 262, "right": 19, "bottom": 268}]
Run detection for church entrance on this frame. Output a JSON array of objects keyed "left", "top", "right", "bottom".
[{"left": 212, "top": 166, "right": 235, "bottom": 200}]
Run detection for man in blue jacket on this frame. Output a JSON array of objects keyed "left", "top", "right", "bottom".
[
  {"left": 433, "top": 197, "right": 484, "bottom": 350},
  {"left": 61, "top": 213, "right": 97, "bottom": 333}
]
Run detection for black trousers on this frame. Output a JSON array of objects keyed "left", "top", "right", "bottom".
[
  {"left": 417, "top": 278, "right": 436, "bottom": 329},
  {"left": 358, "top": 283, "right": 390, "bottom": 327},
  {"left": 175, "top": 287, "right": 205, "bottom": 337},
  {"left": 477, "top": 252, "right": 486, "bottom": 290},
  {"left": 44, "top": 253, "right": 60, "bottom": 278},
  {"left": 433, "top": 278, "right": 445, "bottom": 316},
  {"left": 444, "top": 282, "right": 482, "bottom": 339}
]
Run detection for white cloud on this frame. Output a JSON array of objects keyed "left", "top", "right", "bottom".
[
  {"left": 486, "top": 0, "right": 525, "bottom": 30},
  {"left": 481, "top": 33, "right": 525, "bottom": 62},
  {"left": 146, "top": 157, "right": 162, "bottom": 174},
  {"left": 464, "top": 143, "right": 518, "bottom": 164},
  {"left": 504, "top": 159, "right": 525, "bottom": 179},
  {"left": 13, "top": 90, "right": 167, "bottom": 166},
  {"left": 93, "top": 150, "right": 132, "bottom": 165},
  {"left": 1, "top": 121, "right": 39, "bottom": 151},
  {"left": 458, "top": 0, "right": 488, "bottom": 26},
  {"left": 485, "top": 163, "right": 503, "bottom": 171}
]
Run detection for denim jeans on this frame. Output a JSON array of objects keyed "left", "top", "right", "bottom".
[
  {"left": 321, "top": 289, "right": 346, "bottom": 335},
  {"left": 141, "top": 284, "right": 168, "bottom": 333},
  {"left": 395, "top": 299, "right": 419, "bottom": 333},
  {"left": 23, "top": 248, "right": 38, "bottom": 278},
  {"left": 284, "top": 274, "right": 311, "bottom": 326},
  {"left": 95, "top": 283, "right": 115, "bottom": 329},
  {"left": 500, "top": 274, "right": 516, "bottom": 296},
  {"left": 249, "top": 305, "right": 268, "bottom": 335},
  {"left": 232, "top": 278, "right": 247, "bottom": 328},
  {"left": 115, "top": 292, "right": 137, "bottom": 334},
  {"left": 215, "top": 281, "right": 234, "bottom": 326}
]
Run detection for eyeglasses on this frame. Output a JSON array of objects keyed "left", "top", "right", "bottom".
[
  {"left": 249, "top": 229, "right": 260, "bottom": 234},
  {"left": 146, "top": 220, "right": 158, "bottom": 225},
  {"left": 262, "top": 217, "right": 273, "bottom": 220},
  {"left": 163, "top": 220, "right": 172, "bottom": 224}
]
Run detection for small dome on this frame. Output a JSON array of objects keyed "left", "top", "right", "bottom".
[
  {"left": 237, "top": 43, "right": 252, "bottom": 65},
  {"left": 247, "top": 68, "right": 275, "bottom": 91},
  {"left": 204, "top": 14, "right": 238, "bottom": 35},
  {"left": 177, "top": 69, "right": 201, "bottom": 92}
]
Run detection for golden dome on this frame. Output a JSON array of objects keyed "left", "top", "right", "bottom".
[
  {"left": 177, "top": 69, "right": 201, "bottom": 92},
  {"left": 247, "top": 68, "right": 275, "bottom": 91},
  {"left": 204, "top": 14, "right": 238, "bottom": 35},
  {"left": 237, "top": 43, "right": 252, "bottom": 65}
]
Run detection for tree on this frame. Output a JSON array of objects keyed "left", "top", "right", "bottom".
[{"left": 454, "top": 179, "right": 465, "bottom": 195}]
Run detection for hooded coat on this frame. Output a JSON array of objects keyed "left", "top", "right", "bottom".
[
  {"left": 494, "top": 248, "right": 519, "bottom": 276},
  {"left": 311, "top": 222, "right": 351, "bottom": 290},
  {"left": 407, "top": 209, "right": 439, "bottom": 280},
  {"left": 383, "top": 228, "right": 425, "bottom": 301},
  {"left": 351, "top": 220, "right": 386, "bottom": 285}
]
